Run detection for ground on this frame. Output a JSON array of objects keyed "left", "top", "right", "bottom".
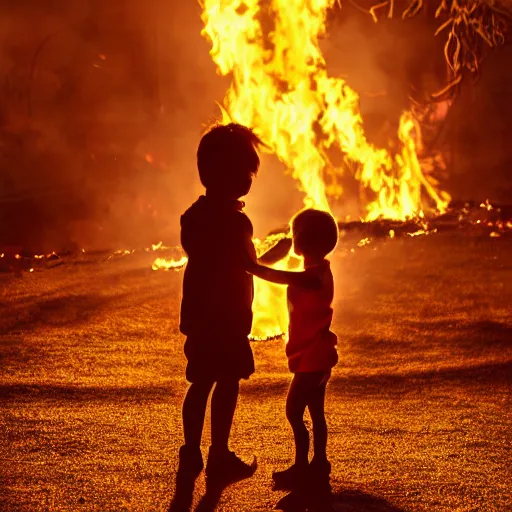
[{"left": 1, "top": 232, "right": 511, "bottom": 512}]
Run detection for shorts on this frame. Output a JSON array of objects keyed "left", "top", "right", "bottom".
[{"left": 184, "top": 335, "right": 255, "bottom": 383}]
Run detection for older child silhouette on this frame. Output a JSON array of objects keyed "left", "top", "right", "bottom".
[{"left": 178, "top": 123, "right": 283, "bottom": 485}]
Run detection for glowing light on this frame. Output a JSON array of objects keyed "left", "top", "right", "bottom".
[
  {"left": 480, "top": 199, "right": 493, "bottom": 211},
  {"left": 152, "top": 256, "right": 188, "bottom": 271},
  {"left": 407, "top": 229, "right": 426, "bottom": 237},
  {"left": 201, "top": 0, "right": 450, "bottom": 219},
  {"left": 200, "top": 0, "right": 451, "bottom": 338}
]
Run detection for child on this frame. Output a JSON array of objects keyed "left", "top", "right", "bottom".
[
  {"left": 178, "top": 123, "right": 264, "bottom": 483},
  {"left": 248, "top": 209, "right": 339, "bottom": 488}
]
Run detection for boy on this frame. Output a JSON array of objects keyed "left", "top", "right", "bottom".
[
  {"left": 248, "top": 209, "right": 339, "bottom": 488},
  {"left": 178, "top": 123, "right": 263, "bottom": 483}
]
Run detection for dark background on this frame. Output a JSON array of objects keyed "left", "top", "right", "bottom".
[{"left": 0, "top": 0, "right": 510, "bottom": 252}]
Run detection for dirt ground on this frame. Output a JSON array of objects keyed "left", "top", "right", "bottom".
[{"left": 1, "top": 232, "right": 511, "bottom": 512}]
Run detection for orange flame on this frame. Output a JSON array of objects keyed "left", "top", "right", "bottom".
[
  {"left": 197, "top": 0, "right": 452, "bottom": 338},
  {"left": 201, "top": 0, "right": 451, "bottom": 219}
]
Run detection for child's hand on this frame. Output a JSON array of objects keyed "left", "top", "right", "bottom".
[
  {"left": 258, "top": 237, "right": 292, "bottom": 265},
  {"left": 273, "top": 237, "right": 292, "bottom": 257}
]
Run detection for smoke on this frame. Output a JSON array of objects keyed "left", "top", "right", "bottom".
[
  {"left": 322, "top": 4, "right": 512, "bottom": 204},
  {"left": 0, "top": 1, "right": 220, "bottom": 251},
  {"left": 0, "top": 1, "right": 510, "bottom": 253},
  {"left": 443, "top": 44, "right": 512, "bottom": 203}
]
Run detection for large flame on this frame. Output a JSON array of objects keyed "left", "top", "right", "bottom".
[
  {"left": 200, "top": 0, "right": 451, "bottom": 219},
  {"left": 159, "top": 0, "right": 452, "bottom": 339}
]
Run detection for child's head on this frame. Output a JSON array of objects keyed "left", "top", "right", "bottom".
[
  {"left": 197, "top": 123, "right": 263, "bottom": 199},
  {"left": 292, "top": 209, "right": 338, "bottom": 259}
]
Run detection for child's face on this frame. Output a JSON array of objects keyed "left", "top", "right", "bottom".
[
  {"left": 292, "top": 233, "right": 304, "bottom": 256},
  {"left": 226, "top": 173, "right": 253, "bottom": 200},
  {"left": 207, "top": 173, "right": 253, "bottom": 200},
  {"left": 234, "top": 174, "right": 253, "bottom": 199}
]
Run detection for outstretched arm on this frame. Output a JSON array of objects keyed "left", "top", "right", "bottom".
[
  {"left": 241, "top": 230, "right": 319, "bottom": 288},
  {"left": 257, "top": 237, "right": 292, "bottom": 265},
  {"left": 248, "top": 261, "right": 321, "bottom": 289}
]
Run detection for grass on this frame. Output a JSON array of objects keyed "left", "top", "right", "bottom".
[{"left": 0, "top": 232, "right": 511, "bottom": 511}]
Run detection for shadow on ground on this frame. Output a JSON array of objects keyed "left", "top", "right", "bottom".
[
  {"left": 0, "top": 293, "right": 122, "bottom": 335},
  {"left": 167, "top": 470, "right": 406, "bottom": 512},
  {"left": 0, "top": 383, "right": 175, "bottom": 403},
  {"left": 405, "top": 319, "right": 512, "bottom": 347},
  {"left": 244, "top": 358, "right": 512, "bottom": 400},
  {"left": 335, "top": 359, "right": 512, "bottom": 389},
  {"left": 168, "top": 471, "right": 245, "bottom": 512},
  {"left": 275, "top": 487, "right": 406, "bottom": 512}
]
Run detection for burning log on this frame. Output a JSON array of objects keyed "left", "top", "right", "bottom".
[
  {"left": 0, "top": 249, "right": 63, "bottom": 274},
  {"left": 3, "top": 200, "right": 510, "bottom": 276},
  {"left": 249, "top": 201, "right": 512, "bottom": 245}
]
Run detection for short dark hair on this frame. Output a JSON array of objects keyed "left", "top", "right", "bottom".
[
  {"left": 292, "top": 209, "right": 338, "bottom": 258},
  {"left": 197, "top": 123, "right": 263, "bottom": 191}
]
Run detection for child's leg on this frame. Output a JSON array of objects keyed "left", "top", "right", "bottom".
[
  {"left": 307, "top": 378, "right": 328, "bottom": 462},
  {"left": 286, "top": 374, "right": 311, "bottom": 466},
  {"left": 211, "top": 379, "right": 239, "bottom": 451},
  {"left": 206, "top": 379, "right": 256, "bottom": 481},
  {"left": 182, "top": 380, "right": 215, "bottom": 448}
]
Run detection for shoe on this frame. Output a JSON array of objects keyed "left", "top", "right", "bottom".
[
  {"left": 205, "top": 446, "right": 257, "bottom": 483},
  {"left": 308, "top": 457, "right": 331, "bottom": 495},
  {"left": 177, "top": 444, "right": 204, "bottom": 479},
  {"left": 272, "top": 463, "right": 308, "bottom": 490},
  {"left": 309, "top": 457, "right": 331, "bottom": 477}
]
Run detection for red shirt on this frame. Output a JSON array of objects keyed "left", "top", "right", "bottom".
[{"left": 286, "top": 260, "right": 338, "bottom": 373}]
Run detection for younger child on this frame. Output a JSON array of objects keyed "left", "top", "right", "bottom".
[{"left": 249, "top": 209, "right": 339, "bottom": 487}]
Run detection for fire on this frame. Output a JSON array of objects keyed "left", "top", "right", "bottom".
[
  {"left": 200, "top": 0, "right": 451, "bottom": 219},
  {"left": 151, "top": 1, "right": 455, "bottom": 338},
  {"left": 251, "top": 233, "right": 294, "bottom": 339},
  {"left": 152, "top": 256, "right": 188, "bottom": 271},
  {"left": 197, "top": 0, "right": 453, "bottom": 338}
]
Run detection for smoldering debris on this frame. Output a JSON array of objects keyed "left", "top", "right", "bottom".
[{"left": 1, "top": 200, "right": 510, "bottom": 275}]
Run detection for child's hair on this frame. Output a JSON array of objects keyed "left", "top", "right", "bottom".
[
  {"left": 292, "top": 209, "right": 338, "bottom": 258},
  {"left": 197, "top": 123, "right": 263, "bottom": 192}
]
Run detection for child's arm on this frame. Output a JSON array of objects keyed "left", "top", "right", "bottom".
[
  {"left": 257, "top": 237, "right": 292, "bottom": 265},
  {"left": 248, "top": 260, "right": 321, "bottom": 289},
  {"left": 245, "top": 237, "right": 319, "bottom": 288}
]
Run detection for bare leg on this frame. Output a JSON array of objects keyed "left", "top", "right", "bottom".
[
  {"left": 182, "top": 381, "right": 214, "bottom": 448},
  {"left": 286, "top": 375, "right": 310, "bottom": 466},
  {"left": 307, "top": 381, "right": 328, "bottom": 462},
  {"left": 211, "top": 379, "right": 240, "bottom": 451},
  {"left": 206, "top": 379, "right": 255, "bottom": 482}
]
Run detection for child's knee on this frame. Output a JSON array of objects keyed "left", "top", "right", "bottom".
[{"left": 286, "top": 402, "right": 305, "bottom": 425}]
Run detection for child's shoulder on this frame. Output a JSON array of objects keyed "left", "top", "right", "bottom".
[
  {"left": 181, "top": 195, "right": 253, "bottom": 234},
  {"left": 230, "top": 209, "right": 254, "bottom": 237},
  {"left": 306, "top": 259, "right": 333, "bottom": 284}
]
